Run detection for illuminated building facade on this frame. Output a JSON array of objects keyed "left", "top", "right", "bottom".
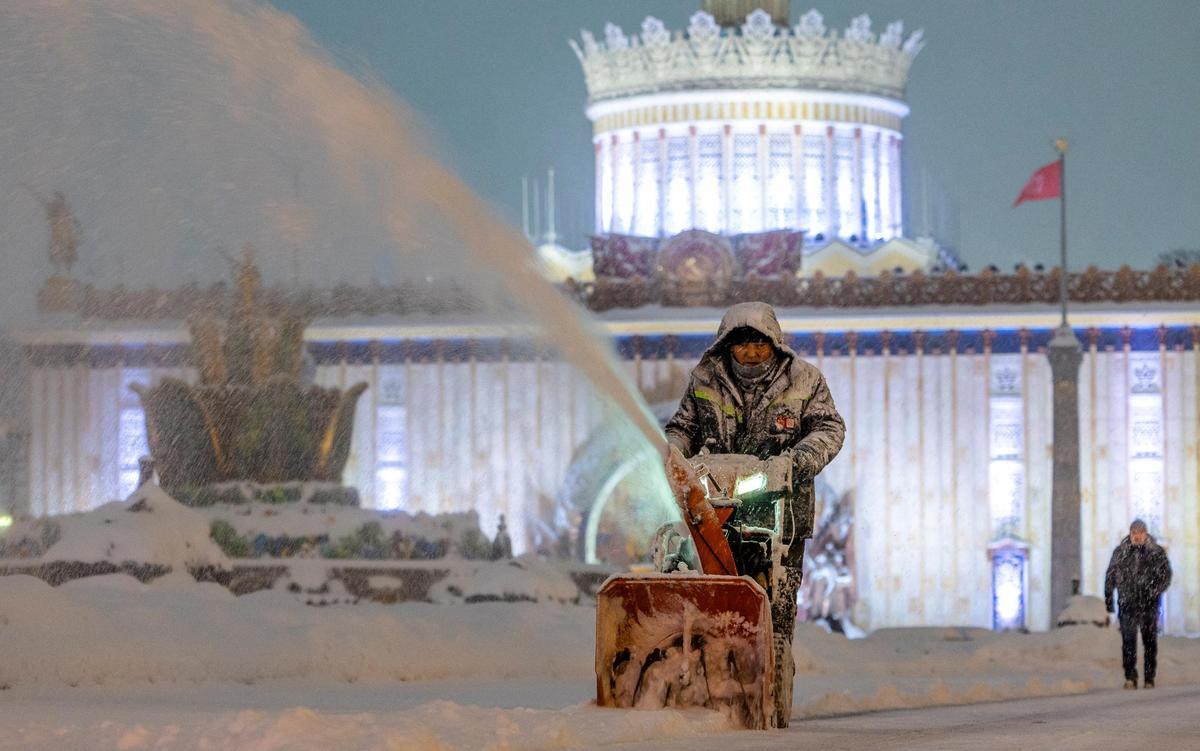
[{"left": 8, "top": 3, "right": 1200, "bottom": 636}]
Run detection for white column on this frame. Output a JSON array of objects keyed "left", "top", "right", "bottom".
[
  {"left": 610, "top": 134, "right": 620, "bottom": 233},
  {"left": 594, "top": 140, "right": 604, "bottom": 234},
  {"left": 872, "top": 131, "right": 883, "bottom": 240},
  {"left": 1161, "top": 340, "right": 1186, "bottom": 633},
  {"left": 793, "top": 124, "right": 804, "bottom": 233},
  {"left": 630, "top": 131, "right": 641, "bottom": 234},
  {"left": 688, "top": 125, "right": 699, "bottom": 230},
  {"left": 1024, "top": 345, "right": 1054, "bottom": 630},
  {"left": 890, "top": 135, "right": 903, "bottom": 237},
  {"left": 1079, "top": 337, "right": 1098, "bottom": 595},
  {"left": 721, "top": 124, "right": 733, "bottom": 233},
  {"left": 1172, "top": 341, "right": 1200, "bottom": 632},
  {"left": 28, "top": 368, "right": 44, "bottom": 516},
  {"left": 967, "top": 352, "right": 996, "bottom": 627},
  {"left": 758, "top": 124, "right": 769, "bottom": 233},
  {"left": 824, "top": 126, "right": 836, "bottom": 237},
  {"left": 99, "top": 368, "right": 121, "bottom": 503},
  {"left": 852, "top": 128, "right": 864, "bottom": 240},
  {"left": 658, "top": 128, "right": 668, "bottom": 237}
]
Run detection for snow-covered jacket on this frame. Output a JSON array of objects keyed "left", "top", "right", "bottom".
[
  {"left": 1104, "top": 535, "right": 1172, "bottom": 615},
  {"left": 665, "top": 301, "right": 845, "bottom": 478}
]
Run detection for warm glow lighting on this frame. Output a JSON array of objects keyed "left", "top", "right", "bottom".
[
  {"left": 992, "top": 551, "right": 1026, "bottom": 630},
  {"left": 994, "top": 577, "right": 1022, "bottom": 624},
  {"left": 0, "top": 514, "right": 12, "bottom": 529}
]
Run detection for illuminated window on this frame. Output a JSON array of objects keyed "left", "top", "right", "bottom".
[
  {"left": 862, "top": 133, "right": 880, "bottom": 239},
  {"left": 878, "top": 136, "right": 897, "bottom": 236},
  {"left": 118, "top": 369, "right": 150, "bottom": 498},
  {"left": 633, "top": 136, "right": 660, "bottom": 236},
  {"left": 988, "top": 461, "right": 1024, "bottom": 536},
  {"left": 802, "top": 135, "right": 826, "bottom": 235},
  {"left": 663, "top": 136, "right": 691, "bottom": 234},
  {"left": 374, "top": 375, "right": 407, "bottom": 510},
  {"left": 597, "top": 139, "right": 613, "bottom": 232},
  {"left": 694, "top": 133, "right": 723, "bottom": 232},
  {"left": 730, "top": 134, "right": 760, "bottom": 233},
  {"left": 1128, "top": 356, "right": 1164, "bottom": 532},
  {"left": 989, "top": 362, "right": 1025, "bottom": 537},
  {"left": 833, "top": 133, "right": 856, "bottom": 237},
  {"left": 991, "top": 547, "right": 1026, "bottom": 630},
  {"left": 612, "top": 138, "right": 635, "bottom": 233},
  {"left": 765, "top": 133, "right": 795, "bottom": 230}
]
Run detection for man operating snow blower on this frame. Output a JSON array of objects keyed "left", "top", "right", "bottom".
[
  {"left": 594, "top": 302, "right": 844, "bottom": 729},
  {"left": 663, "top": 301, "right": 845, "bottom": 727}
]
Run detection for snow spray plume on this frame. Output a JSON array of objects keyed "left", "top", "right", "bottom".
[{"left": 0, "top": 0, "right": 664, "bottom": 451}]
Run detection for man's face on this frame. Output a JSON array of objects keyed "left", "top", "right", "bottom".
[
  {"left": 731, "top": 339, "right": 773, "bottom": 365},
  {"left": 1130, "top": 529, "right": 1148, "bottom": 546}
]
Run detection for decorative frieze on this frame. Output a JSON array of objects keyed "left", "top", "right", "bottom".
[{"left": 575, "top": 264, "right": 1200, "bottom": 311}]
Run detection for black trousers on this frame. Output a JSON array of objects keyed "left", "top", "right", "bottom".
[
  {"left": 1120, "top": 609, "right": 1158, "bottom": 682},
  {"left": 769, "top": 562, "right": 804, "bottom": 728}
]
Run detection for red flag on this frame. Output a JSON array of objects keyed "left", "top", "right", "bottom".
[{"left": 1013, "top": 160, "right": 1061, "bottom": 207}]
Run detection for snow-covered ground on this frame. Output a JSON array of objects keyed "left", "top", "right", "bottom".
[
  {"left": 613, "top": 685, "right": 1200, "bottom": 750},
  {"left": 2, "top": 572, "right": 1199, "bottom": 749}
]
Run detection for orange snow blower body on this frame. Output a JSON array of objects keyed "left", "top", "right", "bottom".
[{"left": 595, "top": 449, "right": 798, "bottom": 729}]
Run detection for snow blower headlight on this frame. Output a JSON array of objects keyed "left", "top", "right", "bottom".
[{"left": 734, "top": 472, "right": 768, "bottom": 498}]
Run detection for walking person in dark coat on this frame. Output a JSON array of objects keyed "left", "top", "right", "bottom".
[
  {"left": 1104, "top": 519, "right": 1172, "bottom": 689},
  {"left": 665, "top": 301, "right": 845, "bottom": 726}
]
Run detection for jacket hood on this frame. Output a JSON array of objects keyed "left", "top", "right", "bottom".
[
  {"left": 1119, "top": 534, "right": 1160, "bottom": 550},
  {"left": 701, "top": 302, "right": 794, "bottom": 363}
]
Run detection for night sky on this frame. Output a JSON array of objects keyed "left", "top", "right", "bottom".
[
  {"left": 271, "top": 0, "right": 1200, "bottom": 271},
  {"left": 1, "top": 1, "right": 1198, "bottom": 330}
]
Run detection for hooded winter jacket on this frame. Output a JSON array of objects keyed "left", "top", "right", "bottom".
[
  {"left": 1104, "top": 535, "right": 1172, "bottom": 615},
  {"left": 665, "top": 302, "right": 845, "bottom": 482}
]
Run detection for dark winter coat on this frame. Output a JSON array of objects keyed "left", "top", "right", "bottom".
[
  {"left": 667, "top": 299, "right": 844, "bottom": 470},
  {"left": 1104, "top": 535, "right": 1172, "bottom": 615},
  {"left": 665, "top": 302, "right": 845, "bottom": 481}
]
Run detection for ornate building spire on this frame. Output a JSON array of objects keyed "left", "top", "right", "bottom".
[{"left": 703, "top": 0, "right": 789, "bottom": 28}]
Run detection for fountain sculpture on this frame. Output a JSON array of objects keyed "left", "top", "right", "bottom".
[{"left": 133, "top": 251, "right": 367, "bottom": 505}]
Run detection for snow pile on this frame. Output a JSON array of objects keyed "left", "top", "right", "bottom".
[
  {"left": 1, "top": 701, "right": 731, "bottom": 751},
  {"left": 428, "top": 556, "right": 582, "bottom": 604},
  {"left": 787, "top": 622, "right": 1200, "bottom": 718},
  {"left": 0, "top": 483, "right": 493, "bottom": 567},
  {"left": 0, "top": 574, "right": 591, "bottom": 688},
  {"left": 3, "top": 572, "right": 1199, "bottom": 702},
  {"left": 1056, "top": 594, "right": 1110, "bottom": 627},
  {"left": 0, "top": 484, "right": 228, "bottom": 569},
  {"left": 2, "top": 571, "right": 1200, "bottom": 748}
]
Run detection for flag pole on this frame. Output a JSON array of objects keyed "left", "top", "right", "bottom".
[
  {"left": 1047, "top": 137, "right": 1082, "bottom": 621},
  {"left": 1055, "top": 138, "right": 1069, "bottom": 328}
]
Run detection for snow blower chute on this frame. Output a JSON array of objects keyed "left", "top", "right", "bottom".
[{"left": 595, "top": 447, "right": 808, "bottom": 729}]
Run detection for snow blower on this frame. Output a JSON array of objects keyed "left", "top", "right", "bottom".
[{"left": 595, "top": 446, "right": 808, "bottom": 729}]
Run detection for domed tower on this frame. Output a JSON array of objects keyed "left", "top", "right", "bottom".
[{"left": 571, "top": 3, "right": 924, "bottom": 245}]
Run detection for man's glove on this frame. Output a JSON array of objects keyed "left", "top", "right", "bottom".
[
  {"left": 766, "top": 454, "right": 793, "bottom": 482},
  {"left": 790, "top": 446, "right": 822, "bottom": 480}
]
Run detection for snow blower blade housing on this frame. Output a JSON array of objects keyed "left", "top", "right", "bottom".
[
  {"left": 595, "top": 575, "right": 774, "bottom": 729},
  {"left": 595, "top": 451, "right": 809, "bottom": 729}
]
